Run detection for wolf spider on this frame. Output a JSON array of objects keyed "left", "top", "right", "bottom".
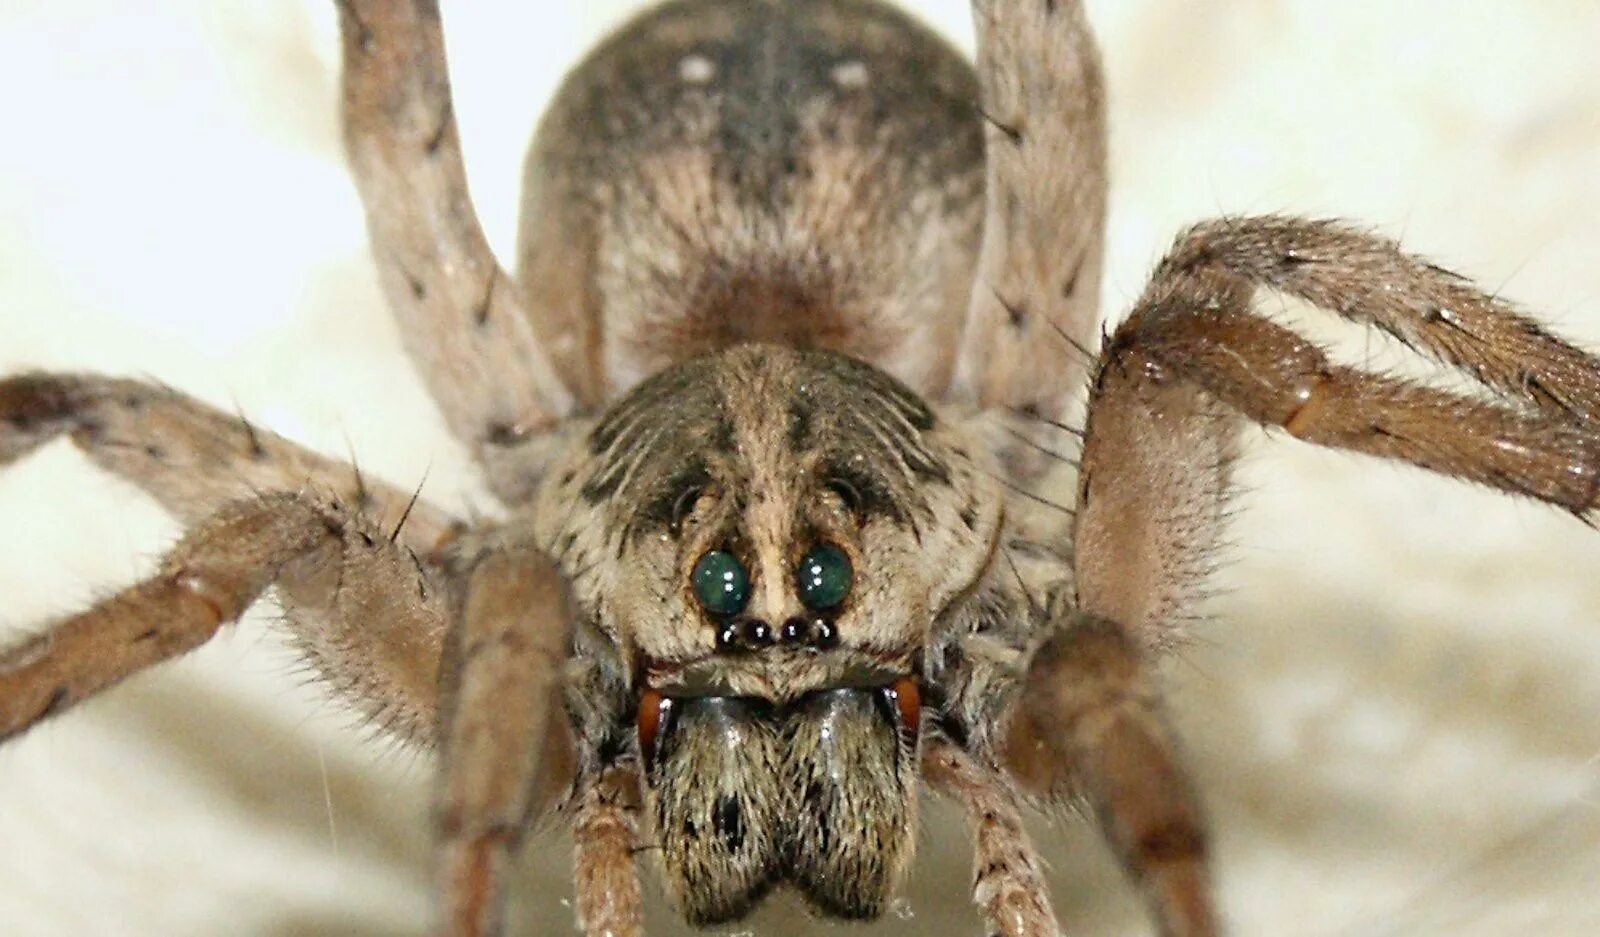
[{"left": 2, "top": 0, "right": 1599, "bottom": 935}]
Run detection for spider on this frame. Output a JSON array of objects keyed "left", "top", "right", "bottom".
[{"left": 3, "top": 0, "right": 1600, "bottom": 927}]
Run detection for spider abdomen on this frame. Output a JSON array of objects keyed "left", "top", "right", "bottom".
[{"left": 515, "top": 0, "right": 986, "bottom": 406}]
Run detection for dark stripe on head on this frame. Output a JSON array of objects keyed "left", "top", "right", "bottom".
[{"left": 579, "top": 346, "right": 949, "bottom": 540}]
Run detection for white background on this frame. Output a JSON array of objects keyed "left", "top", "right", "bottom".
[{"left": 1, "top": 1, "right": 1598, "bottom": 934}]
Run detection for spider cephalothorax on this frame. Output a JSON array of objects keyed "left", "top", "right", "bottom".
[
  {"left": 534, "top": 344, "right": 1005, "bottom": 921},
  {"left": 541, "top": 345, "right": 1001, "bottom": 693}
]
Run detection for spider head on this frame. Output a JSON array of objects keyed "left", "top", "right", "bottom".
[{"left": 537, "top": 343, "right": 1001, "bottom": 922}]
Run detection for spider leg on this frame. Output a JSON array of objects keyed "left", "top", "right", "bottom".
[
  {"left": 924, "top": 740, "right": 1060, "bottom": 937},
  {"left": 334, "top": 0, "right": 575, "bottom": 503},
  {"left": 1076, "top": 215, "right": 1600, "bottom": 643},
  {"left": 434, "top": 542, "right": 575, "bottom": 937},
  {"left": 0, "top": 372, "right": 458, "bottom": 547},
  {"left": 1033, "top": 214, "right": 1600, "bottom": 935},
  {"left": 1002, "top": 605, "right": 1218, "bottom": 937},
  {"left": 0, "top": 373, "right": 458, "bottom": 744},
  {"left": 959, "top": 0, "right": 1106, "bottom": 467},
  {"left": 1157, "top": 216, "right": 1600, "bottom": 426},
  {"left": 0, "top": 494, "right": 345, "bottom": 737},
  {"left": 572, "top": 767, "right": 646, "bottom": 937},
  {"left": 1, "top": 370, "right": 586, "bottom": 924}
]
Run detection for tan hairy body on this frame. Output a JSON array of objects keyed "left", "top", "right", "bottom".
[{"left": 3, "top": 1, "right": 1600, "bottom": 933}]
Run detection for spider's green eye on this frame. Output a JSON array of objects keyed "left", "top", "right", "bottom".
[
  {"left": 795, "top": 543, "right": 852, "bottom": 611},
  {"left": 692, "top": 550, "right": 751, "bottom": 617}
]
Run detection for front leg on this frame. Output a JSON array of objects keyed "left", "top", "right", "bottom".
[
  {"left": 0, "top": 372, "right": 464, "bottom": 744},
  {"left": 434, "top": 542, "right": 576, "bottom": 937},
  {"left": 1, "top": 494, "right": 358, "bottom": 738},
  {"left": 335, "top": 0, "right": 575, "bottom": 503},
  {"left": 1044, "top": 214, "right": 1600, "bottom": 936},
  {"left": 1074, "top": 217, "right": 1600, "bottom": 647},
  {"left": 1002, "top": 599, "right": 1220, "bottom": 937}
]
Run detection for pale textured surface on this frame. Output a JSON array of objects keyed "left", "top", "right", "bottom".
[{"left": 1, "top": 1, "right": 1598, "bottom": 935}]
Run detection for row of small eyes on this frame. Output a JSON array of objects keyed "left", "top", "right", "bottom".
[{"left": 691, "top": 543, "right": 853, "bottom": 617}]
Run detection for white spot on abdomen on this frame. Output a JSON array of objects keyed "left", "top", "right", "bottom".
[
  {"left": 831, "top": 60, "right": 869, "bottom": 89},
  {"left": 679, "top": 54, "right": 715, "bottom": 85}
]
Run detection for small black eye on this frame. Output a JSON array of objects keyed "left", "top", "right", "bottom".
[
  {"left": 826, "top": 477, "right": 862, "bottom": 513},
  {"left": 669, "top": 485, "right": 704, "bottom": 531},
  {"left": 692, "top": 549, "right": 751, "bottom": 617},
  {"left": 795, "top": 543, "right": 852, "bottom": 611}
]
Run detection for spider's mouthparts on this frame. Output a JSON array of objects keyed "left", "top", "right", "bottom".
[
  {"left": 646, "top": 686, "right": 920, "bottom": 924},
  {"left": 635, "top": 677, "right": 923, "bottom": 765},
  {"left": 636, "top": 687, "right": 673, "bottom": 764},
  {"left": 877, "top": 676, "right": 923, "bottom": 739}
]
